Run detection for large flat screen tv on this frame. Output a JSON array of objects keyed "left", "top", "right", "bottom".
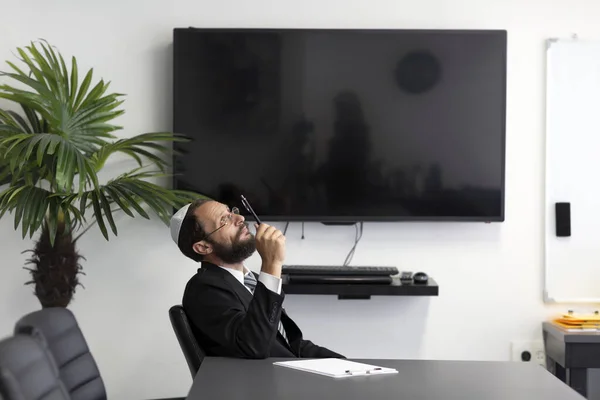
[{"left": 173, "top": 28, "right": 507, "bottom": 222}]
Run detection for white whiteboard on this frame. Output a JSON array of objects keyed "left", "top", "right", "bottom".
[{"left": 545, "top": 38, "right": 600, "bottom": 303}]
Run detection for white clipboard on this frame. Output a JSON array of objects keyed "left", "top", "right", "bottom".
[{"left": 273, "top": 358, "right": 398, "bottom": 378}]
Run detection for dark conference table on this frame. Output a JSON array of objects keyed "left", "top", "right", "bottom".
[{"left": 187, "top": 357, "right": 584, "bottom": 400}]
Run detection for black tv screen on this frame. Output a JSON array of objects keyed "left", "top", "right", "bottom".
[{"left": 173, "top": 28, "right": 506, "bottom": 222}]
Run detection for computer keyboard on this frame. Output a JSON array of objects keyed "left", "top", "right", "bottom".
[
  {"left": 282, "top": 265, "right": 399, "bottom": 276},
  {"left": 285, "top": 275, "right": 393, "bottom": 285}
]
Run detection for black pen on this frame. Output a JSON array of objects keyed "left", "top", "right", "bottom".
[{"left": 241, "top": 195, "right": 262, "bottom": 225}]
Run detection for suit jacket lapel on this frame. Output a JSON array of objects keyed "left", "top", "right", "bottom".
[{"left": 201, "top": 262, "right": 254, "bottom": 309}]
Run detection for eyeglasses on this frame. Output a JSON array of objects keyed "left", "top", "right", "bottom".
[{"left": 202, "top": 207, "right": 240, "bottom": 240}]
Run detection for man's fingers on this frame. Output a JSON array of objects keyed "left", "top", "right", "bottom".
[
  {"left": 255, "top": 223, "right": 271, "bottom": 239},
  {"left": 263, "top": 226, "right": 278, "bottom": 240},
  {"left": 255, "top": 224, "right": 286, "bottom": 242}
]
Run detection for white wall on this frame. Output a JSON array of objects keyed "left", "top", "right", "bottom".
[{"left": 1, "top": 0, "right": 600, "bottom": 398}]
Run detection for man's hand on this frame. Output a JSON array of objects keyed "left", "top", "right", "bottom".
[{"left": 255, "top": 223, "right": 286, "bottom": 277}]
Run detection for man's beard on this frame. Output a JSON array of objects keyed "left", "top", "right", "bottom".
[{"left": 209, "top": 224, "right": 256, "bottom": 264}]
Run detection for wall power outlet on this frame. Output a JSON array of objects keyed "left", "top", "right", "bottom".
[{"left": 511, "top": 341, "right": 546, "bottom": 368}]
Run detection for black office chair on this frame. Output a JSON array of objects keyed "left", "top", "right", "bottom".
[
  {"left": 15, "top": 308, "right": 185, "bottom": 400},
  {"left": 0, "top": 334, "right": 70, "bottom": 400},
  {"left": 169, "top": 305, "right": 205, "bottom": 377},
  {"left": 14, "top": 308, "right": 106, "bottom": 400}
]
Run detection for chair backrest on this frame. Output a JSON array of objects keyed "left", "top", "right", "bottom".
[
  {"left": 14, "top": 308, "right": 106, "bottom": 400},
  {"left": 0, "top": 334, "right": 70, "bottom": 400},
  {"left": 168, "top": 305, "right": 205, "bottom": 377}
]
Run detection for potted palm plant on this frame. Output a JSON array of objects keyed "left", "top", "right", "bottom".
[{"left": 0, "top": 40, "right": 199, "bottom": 308}]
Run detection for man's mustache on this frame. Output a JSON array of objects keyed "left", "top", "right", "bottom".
[{"left": 236, "top": 223, "right": 250, "bottom": 239}]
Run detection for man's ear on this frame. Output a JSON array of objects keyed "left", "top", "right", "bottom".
[{"left": 192, "top": 241, "right": 212, "bottom": 257}]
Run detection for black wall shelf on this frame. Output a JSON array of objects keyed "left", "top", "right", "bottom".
[{"left": 282, "top": 277, "right": 439, "bottom": 300}]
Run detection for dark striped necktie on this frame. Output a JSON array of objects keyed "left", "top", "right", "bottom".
[{"left": 244, "top": 272, "right": 288, "bottom": 344}]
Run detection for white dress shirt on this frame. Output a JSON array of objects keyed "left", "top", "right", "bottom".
[{"left": 217, "top": 266, "right": 282, "bottom": 294}]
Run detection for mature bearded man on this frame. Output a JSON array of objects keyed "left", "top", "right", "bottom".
[{"left": 170, "top": 199, "right": 344, "bottom": 359}]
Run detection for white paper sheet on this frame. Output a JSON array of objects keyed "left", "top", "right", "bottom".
[{"left": 273, "top": 358, "right": 398, "bottom": 379}]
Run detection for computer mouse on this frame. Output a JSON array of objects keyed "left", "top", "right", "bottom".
[{"left": 413, "top": 272, "right": 428, "bottom": 284}]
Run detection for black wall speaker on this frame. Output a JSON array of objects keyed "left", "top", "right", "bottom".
[{"left": 555, "top": 202, "right": 571, "bottom": 237}]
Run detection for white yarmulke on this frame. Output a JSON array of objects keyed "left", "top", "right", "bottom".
[{"left": 170, "top": 203, "right": 191, "bottom": 244}]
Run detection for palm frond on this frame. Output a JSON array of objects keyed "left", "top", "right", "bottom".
[
  {"left": 0, "top": 39, "right": 201, "bottom": 245},
  {"left": 90, "top": 132, "right": 189, "bottom": 171},
  {"left": 0, "top": 185, "right": 48, "bottom": 238},
  {"left": 0, "top": 183, "right": 89, "bottom": 245},
  {"left": 0, "top": 41, "right": 123, "bottom": 155},
  {"left": 0, "top": 104, "right": 48, "bottom": 186},
  {"left": 0, "top": 132, "right": 97, "bottom": 193},
  {"left": 75, "top": 170, "right": 203, "bottom": 240}
]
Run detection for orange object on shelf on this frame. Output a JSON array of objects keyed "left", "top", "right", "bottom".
[{"left": 551, "top": 310, "right": 600, "bottom": 331}]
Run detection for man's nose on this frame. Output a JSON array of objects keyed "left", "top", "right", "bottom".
[{"left": 235, "top": 213, "right": 245, "bottom": 225}]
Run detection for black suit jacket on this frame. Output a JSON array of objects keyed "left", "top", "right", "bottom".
[{"left": 182, "top": 262, "right": 344, "bottom": 359}]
